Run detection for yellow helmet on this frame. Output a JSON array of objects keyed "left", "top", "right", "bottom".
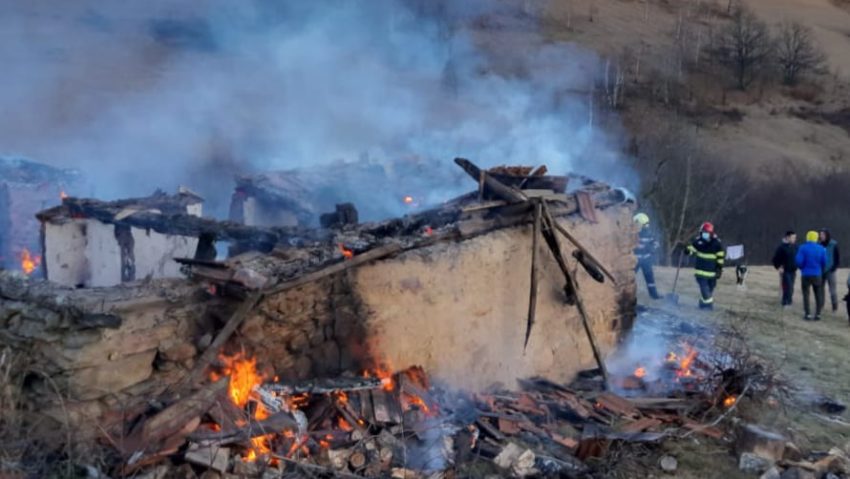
[
  {"left": 633, "top": 213, "right": 650, "bottom": 226},
  {"left": 806, "top": 230, "right": 819, "bottom": 242}
]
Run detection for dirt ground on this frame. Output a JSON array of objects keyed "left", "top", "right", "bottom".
[{"left": 626, "top": 265, "right": 850, "bottom": 478}]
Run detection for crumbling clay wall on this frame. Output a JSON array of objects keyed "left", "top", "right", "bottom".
[
  {"left": 0, "top": 271, "right": 358, "bottom": 444},
  {"left": 353, "top": 204, "right": 637, "bottom": 391}
]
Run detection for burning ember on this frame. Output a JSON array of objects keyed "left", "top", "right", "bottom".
[
  {"left": 205, "top": 355, "right": 440, "bottom": 467},
  {"left": 338, "top": 243, "right": 354, "bottom": 260},
  {"left": 723, "top": 395, "right": 737, "bottom": 408},
  {"left": 20, "top": 248, "right": 41, "bottom": 275},
  {"left": 633, "top": 366, "right": 647, "bottom": 379},
  {"left": 403, "top": 195, "right": 414, "bottom": 205}
]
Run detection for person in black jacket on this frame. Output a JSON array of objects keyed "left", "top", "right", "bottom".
[
  {"left": 633, "top": 213, "right": 661, "bottom": 299},
  {"left": 686, "top": 222, "right": 725, "bottom": 310},
  {"left": 772, "top": 230, "right": 798, "bottom": 307},
  {"left": 819, "top": 228, "right": 841, "bottom": 311}
]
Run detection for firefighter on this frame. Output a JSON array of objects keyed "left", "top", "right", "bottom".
[
  {"left": 686, "top": 222, "right": 725, "bottom": 310},
  {"left": 633, "top": 213, "right": 661, "bottom": 299}
]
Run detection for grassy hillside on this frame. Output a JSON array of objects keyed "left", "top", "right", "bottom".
[{"left": 632, "top": 266, "right": 850, "bottom": 477}]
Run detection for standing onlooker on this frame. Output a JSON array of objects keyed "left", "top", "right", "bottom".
[
  {"left": 819, "top": 228, "right": 841, "bottom": 312},
  {"left": 772, "top": 231, "right": 798, "bottom": 307},
  {"left": 796, "top": 231, "right": 827, "bottom": 321}
]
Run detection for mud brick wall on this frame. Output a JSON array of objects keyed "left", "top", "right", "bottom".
[{"left": 353, "top": 203, "right": 638, "bottom": 391}]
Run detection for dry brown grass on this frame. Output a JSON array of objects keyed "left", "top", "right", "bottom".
[{"left": 642, "top": 267, "right": 850, "bottom": 450}]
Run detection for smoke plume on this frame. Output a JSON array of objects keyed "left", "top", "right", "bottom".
[{"left": 0, "top": 0, "right": 632, "bottom": 217}]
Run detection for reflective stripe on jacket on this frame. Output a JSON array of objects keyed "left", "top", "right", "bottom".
[
  {"left": 687, "top": 235, "right": 724, "bottom": 278},
  {"left": 635, "top": 228, "right": 658, "bottom": 262}
]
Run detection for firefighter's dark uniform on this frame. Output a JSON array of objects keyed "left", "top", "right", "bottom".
[
  {"left": 687, "top": 235, "right": 725, "bottom": 309},
  {"left": 635, "top": 228, "right": 660, "bottom": 299}
]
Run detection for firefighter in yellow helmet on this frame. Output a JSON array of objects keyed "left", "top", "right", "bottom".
[
  {"left": 687, "top": 222, "right": 725, "bottom": 309},
  {"left": 633, "top": 213, "right": 661, "bottom": 299}
]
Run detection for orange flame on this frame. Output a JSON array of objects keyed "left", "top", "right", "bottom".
[
  {"left": 403, "top": 195, "right": 414, "bottom": 205},
  {"left": 423, "top": 225, "right": 433, "bottom": 236},
  {"left": 59, "top": 190, "right": 68, "bottom": 200},
  {"left": 338, "top": 243, "right": 354, "bottom": 260},
  {"left": 20, "top": 249, "right": 41, "bottom": 275},
  {"left": 338, "top": 417, "right": 353, "bottom": 432},
  {"left": 634, "top": 367, "right": 647, "bottom": 379},
  {"left": 213, "top": 353, "right": 272, "bottom": 460},
  {"left": 287, "top": 393, "right": 309, "bottom": 411},
  {"left": 676, "top": 346, "right": 698, "bottom": 378},
  {"left": 403, "top": 392, "right": 430, "bottom": 413},
  {"left": 366, "top": 365, "right": 395, "bottom": 392},
  {"left": 723, "top": 395, "right": 737, "bottom": 408}
]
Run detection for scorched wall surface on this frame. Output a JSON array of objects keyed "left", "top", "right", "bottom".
[{"left": 353, "top": 204, "right": 637, "bottom": 390}]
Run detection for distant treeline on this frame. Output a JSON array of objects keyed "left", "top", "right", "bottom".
[{"left": 722, "top": 170, "right": 850, "bottom": 265}]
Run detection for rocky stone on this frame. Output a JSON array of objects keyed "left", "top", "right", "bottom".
[
  {"left": 67, "top": 349, "right": 156, "bottom": 400},
  {"left": 760, "top": 467, "right": 781, "bottom": 479},
  {"left": 814, "top": 452, "right": 850, "bottom": 475},
  {"left": 736, "top": 424, "right": 787, "bottom": 462},
  {"left": 779, "top": 467, "right": 816, "bottom": 479},
  {"left": 160, "top": 341, "right": 196, "bottom": 362},
  {"left": 784, "top": 442, "right": 803, "bottom": 461},
  {"left": 739, "top": 452, "right": 773, "bottom": 474},
  {"left": 494, "top": 443, "right": 524, "bottom": 469},
  {"left": 659, "top": 455, "right": 678, "bottom": 472},
  {"left": 513, "top": 449, "right": 538, "bottom": 477}
]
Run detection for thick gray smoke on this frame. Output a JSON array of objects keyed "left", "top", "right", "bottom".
[{"left": 0, "top": 0, "right": 632, "bottom": 217}]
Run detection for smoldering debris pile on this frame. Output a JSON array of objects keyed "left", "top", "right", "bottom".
[{"left": 115, "top": 349, "right": 777, "bottom": 479}]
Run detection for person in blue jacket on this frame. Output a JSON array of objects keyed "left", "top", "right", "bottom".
[{"left": 796, "top": 231, "right": 828, "bottom": 320}]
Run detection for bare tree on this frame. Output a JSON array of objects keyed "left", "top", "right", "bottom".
[
  {"left": 632, "top": 116, "right": 747, "bottom": 264},
  {"left": 713, "top": 6, "right": 773, "bottom": 90},
  {"left": 775, "top": 21, "right": 826, "bottom": 85}
]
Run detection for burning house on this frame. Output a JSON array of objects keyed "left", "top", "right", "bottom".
[
  {"left": 1, "top": 159, "right": 642, "bottom": 476},
  {"left": 36, "top": 189, "right": 204, "bottom": 287},
  {"left": 0, "top": 157, "right": 83, "bottom": 274},
  {"left": 230, "top": 158, "right": 466, "bottom": 228}
]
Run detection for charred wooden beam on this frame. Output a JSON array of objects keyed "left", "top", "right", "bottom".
[
  {"left": 261, "top": 376, "right": 383, "bottom": 395},
  {"left": 540, "top": 206, "right": 609, "bottom": 387},
  {"left": 454, "top": 158, "right": 527, "bottom": 203},
  {"left": 524, "top": 199, "right": 542, "bottom": 349},
  {"left": 541, "top": 201, "right": 618, "bottom": 285}
]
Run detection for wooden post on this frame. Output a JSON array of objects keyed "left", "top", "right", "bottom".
[
  {"left": 540, "top": 206, "right": 609, "bottom": 387},
  {"left": 524, "top": 199, "right": 542, "bottom": 349}
]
